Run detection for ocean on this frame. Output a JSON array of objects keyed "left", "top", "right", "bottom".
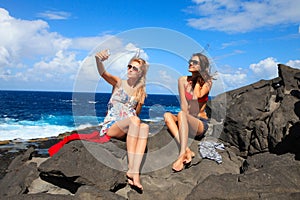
[{"left": 0, "top": 90, "right": 181, "bottom": 141}]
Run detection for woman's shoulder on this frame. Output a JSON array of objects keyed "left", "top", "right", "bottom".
[
  {"left": 113, "top": 78, "right": 122, "bottom": 88},
  {"left": 121, "top": 79, "right": 129, "bottom": 85},
  {"left": 178, "top": 76, "right": 188, "bottom": 82}
]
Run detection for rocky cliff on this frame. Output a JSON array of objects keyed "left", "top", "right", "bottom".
[{"left": 210, "top": 64, "right": 300, "bottom": 158}]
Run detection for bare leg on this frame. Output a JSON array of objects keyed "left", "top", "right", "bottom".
[
  {"left": 106, "top": 117, "right": 143, "bottom": 188},
  {"left": 125, "top": 116, "right": 140, "bottom": 186},
  {"left": 164, "top": 112, "right": 188, "bottom": 171},
  {"left": 165, "top": 112, "right": 204, "bottom": 172},
  {"left": 184, "top": 114, "right": 206, "bottom": 163},
  {"left": 164, "top": 112, "right": 180, "bottom": 143},
  {"left": 106, "top": 118, "right": 131, "bottom": 139},
  {"left": 172, "top": 111, "right": 189, "bottom": 171},
  {"left": 178, "top": 111, "right": 189, "bottom": 157},
  {"left": 127, "top": 123, "right": 149, "bottom": 190}
]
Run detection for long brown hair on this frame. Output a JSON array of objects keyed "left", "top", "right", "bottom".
[
  {"left": 129, "top": 57, "right": 149, "bottom": 104},
  {"left": 191, "top": 53, "right": 212, "bottom": 89}
]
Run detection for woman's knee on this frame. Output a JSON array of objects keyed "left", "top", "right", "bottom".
[
  {"left": 130, "top": 116, "right": 141, "bottom": 126},
  {"left": 139, "top": 123, "right": 149, "bottom": 138},
  {"left": 140, "top": 123, "right": 149, "bottom": 130},
  {"left": 164, "top": 112, "right": 173, "bottom": 124}
]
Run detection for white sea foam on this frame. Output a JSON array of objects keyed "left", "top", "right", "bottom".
[
  {"left": 0, "top": 122, "right": 74, "bottom": 140},
  {"left": 142, "top": 117, "right": 164, "bottom": 122},
  {"left": 0, "top": 116, "right": 104, "bottom": 141},
  {"left": 76, "top": 123, "right": 96, "bottom": 130}
]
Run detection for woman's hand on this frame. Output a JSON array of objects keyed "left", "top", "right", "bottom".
[
  {"left": 95, "top": 49, "right": 120, "bottom": 87},
  {"left": 194, "top": 83, "right": 202, "bottom": 95},
  {"left": 194, "top": 80, "right": 211, "bottom": 99},
  {"left": 95, "top": 49, "right": 110, "bottom": 62}
]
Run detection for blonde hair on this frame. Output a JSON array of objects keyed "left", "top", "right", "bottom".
[{"left": 129, "top": 57, "right": 149, "bottom": 104}]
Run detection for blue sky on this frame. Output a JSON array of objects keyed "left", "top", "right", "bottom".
[{"left": 0, "top": 0, "right": 300, "bottom": 96}]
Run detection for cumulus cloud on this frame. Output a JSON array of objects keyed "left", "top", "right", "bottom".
[
  {"left": 249, "top": 57, "right": 279, "bottom": 79},
  {"left": 0, "top": 8, "right": 150, "bottom": 91},
  {"left": 186, "top": 0, "right": 300, "bottom": 33},
  {"left": 249, "top": 57, "right": 300, "bottom": 81},
  {"left": 217, "top": 57, "right": 300, "bottom": 93},
  {"left": 0, "top": 8, "right": 71, "bottom": 65},
  {"left": 0, "top": 46, "right": 9, "bottom": 66},
  {"left": 287, "top": 60, "right": 300, "bottom": 69},
  {"left": 218, "top": 69, "right": 248, "bottom": 91},
  {"left": 31, "top": 50, "right": 79, "bottom": 81},
  {"left": 0, "top": 8, "right": 78, "bottom": 87}
]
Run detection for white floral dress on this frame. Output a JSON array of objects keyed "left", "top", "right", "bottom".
[{"left": 99, "top": 81, "right": 138, "bottom": 136}]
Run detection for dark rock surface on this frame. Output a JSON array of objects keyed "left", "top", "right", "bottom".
[
  {"left": 186, "top": 153, "right": 300, "bottom": 200},
  {"left": 0, "top": 127, "right": 243, "bottom": 199},
  {"left": 211, "top": 64, "right": 300, "bottom": 157},
  {"left": 1, "top": 133, "right": 299, "bottom": 199},
  {"left": 0, "top": 64, "right": 300, "bottom": 199}
]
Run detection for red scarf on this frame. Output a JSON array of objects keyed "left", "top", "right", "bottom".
[{"left": 48, "top": 131, "right": 111, "bottom": 156}]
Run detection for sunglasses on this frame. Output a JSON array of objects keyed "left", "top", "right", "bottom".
[
  {"left": 189, "top": 59, "right": 200, "bottom": 65},
  {"left": 127, "top": 65, "right": 140, "bottom": 72}
]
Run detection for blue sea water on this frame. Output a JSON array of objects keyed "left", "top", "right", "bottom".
[{"left": 0, "top": 90, "right": 181, "bottom": 140}]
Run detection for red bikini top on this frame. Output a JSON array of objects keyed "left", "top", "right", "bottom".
[
  {"left": 184, "top": 81, "right": 209, "bottom": 103},
  {"left": 185, "top": 91, "right": 209, "bottom": 103}
]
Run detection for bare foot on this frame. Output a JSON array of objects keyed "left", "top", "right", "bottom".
[
  {"left": 172, "top": 154, "right": 186, "bottom": 172},
  {"left": 126, "top": 172, "right": 143, "bottom": 191},
  {"left": 184, "top": 148, "right": 195, "bottom": 164}
]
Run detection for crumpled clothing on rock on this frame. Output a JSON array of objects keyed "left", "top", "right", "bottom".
[{"left": 198, "top": 141, "right": 225, "bottom": 164}]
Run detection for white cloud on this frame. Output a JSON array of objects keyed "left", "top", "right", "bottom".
[
  {"left": 0, "top": 8, "right": 71, "bottom": 66},
  {"left": 0, "top": 8, "right": 78, "bottom": 88},
  {"left": 0, "top": 8, "right": 150, "bottom": 91},
  {"left": 249, "top": 57, "right": 279, "bottom": 79},
  {"left": 216, "top": 57, "right": 300, "bottom": 93},
  {"left": 32, "top": 50, "right": 80, "bottom": 80},
  {"left": 218, "top": 70, "right": 248, "bottom": 91},
  {"left": 0, "top": 46, "right": 9, "bottom": 66},
  {"left": 37, "top": 11, "right": 71, "bottom": 20},
  {"left": 186, "top": 0, "right": 300, "bottom": 33},
  {"left": 286, "top": 60, "right": 300, "bottom": 69},
  {"left": 249, "top": 57, "right": 300, "bottom": 81}
]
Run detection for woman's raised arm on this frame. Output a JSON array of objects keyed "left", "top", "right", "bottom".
[{"left": 95, "top": 50, "right": 120, "bottom": 87}]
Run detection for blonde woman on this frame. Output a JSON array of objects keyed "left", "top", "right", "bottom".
[
  {"left": 95, "top": 49, "right": 149, "bottom": 191},
  {"left": 164, "top": 53, "right": 212, "bottom": 172}
]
